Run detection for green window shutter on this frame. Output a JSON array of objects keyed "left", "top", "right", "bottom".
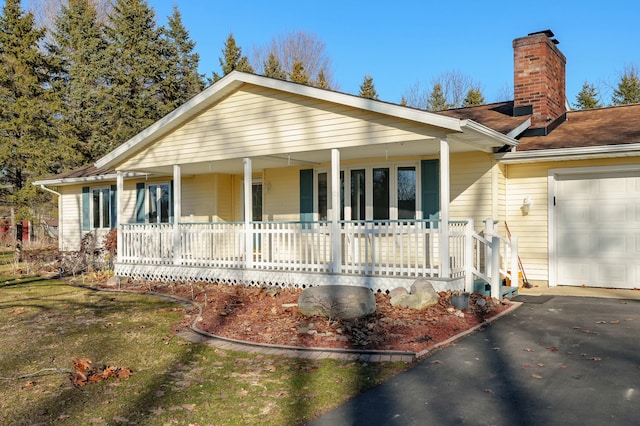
[
  {"left": 421, "top": 159, "right": 440, "bottom": 225},
  {"left": 135, "top": 182, "right": 146, "bottom": 223},
  {"left": 110, "top": 185, "right": 117, "bottom": 228},
  {"left": 82, "top": 186, "right": 90, "bottom": 231},
  {"left": 299, "top": 169, "right": 314, "bottom": 225}
]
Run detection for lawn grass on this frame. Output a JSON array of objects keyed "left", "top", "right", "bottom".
[{"left": 0, "top": 277, "right": 410, "bottom": 425}]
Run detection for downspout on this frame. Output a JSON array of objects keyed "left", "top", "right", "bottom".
[{"left": 39, "top": 185, "right": 63, "bottom": 251}]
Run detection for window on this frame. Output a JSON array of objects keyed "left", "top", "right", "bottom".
[
  {"left": 147, "top": 183, "right": 171, "bottom": 223},
  {"left": 317, "top": 172, "right": 328, "bottom": 220},
  {"left": 373, "top": 168, "right": 390, "bottom": 220},
  {"left": 134, "top": 181, "right": 173, "bottom": 224},
  {"left": 83, "top": 185, "right": 116, "bottom": 231},
  {"left": 92, "top": 188, "right": 110, "bottom": 229},
  {"left": 397, "top": 167, "right": 416, "bottom": 219},
  {"left": 315, "top": 163, "right": 419, "bottom": 221},
  {"left": 351, "top": 169, "right": 366, "bottom": 220},
  {"left": 251, "top": 182, "right": 263, "bottom": 222}
]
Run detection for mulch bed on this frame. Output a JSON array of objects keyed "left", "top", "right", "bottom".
[{"left": 102, "top": 280, "right": 513, "bottom": 354}]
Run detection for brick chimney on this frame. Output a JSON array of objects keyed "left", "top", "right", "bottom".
[{"left": 513, "top": 30, "right": 566, "bottom": 132}]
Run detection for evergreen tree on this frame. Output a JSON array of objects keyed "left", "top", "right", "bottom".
[
  {"left": 573, "top": 82, "right": 601, "bottom": 110},
  {"left": 462, "top": 87, "right": 485, "bottom": 107},
  {"left": 612, "top": 65, "right": 640, "bottom": 105},
  {"left": 262, "top": 52, "right": 286, "bottom": 80},
  {"left": 102, "top": 0, "right": 167, "bottom": 155},
  {"left": 0, "top": 0, "right": 68, "bottom": 219},
  {"left": 50, "top": 0, "right": 110, "bottom": 163},
  {"left": 289, "top": 60, "right": 309, "bottom": 84},
  {"left": 426, "top": 83, "right": 452, "bottom": 111},
  {"left": 159, "top": 5, "right": 204, "bottom": 110},
  {"left": 211, "top": 33, "right": 253, "bottom": 83},
  {"left": 315, "top": 68, "right": 329, "bottom": 89},
  {"left": 358, "top": 74, "right": 379, "bottom": 100}
]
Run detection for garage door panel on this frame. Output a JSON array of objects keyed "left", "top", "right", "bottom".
[
  {"left": 556, "top": 171, "right": 640, "bottom": 289},
  {"left": 595, "top": 234, "right": 626, "bottom": 256},
  {"left": 596, "top": 263, "right": 627, "bottom": 283}
]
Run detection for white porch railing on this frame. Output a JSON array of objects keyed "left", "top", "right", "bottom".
[
  {"left": 120, "top": 223, "right": 174, "bottom": 265},
  {"left": 118, "top": 218, "right": 519, "bottom": 296},
  {"left": 252, "top": 221, "right": 332, "bottom": 272},
  {"left": 470, "top": 219, "right": 519, "bottom": 299}
]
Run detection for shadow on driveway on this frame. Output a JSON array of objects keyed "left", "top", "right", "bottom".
[{"left": 309, "top": 296, "right": 640, "bottom": 425}]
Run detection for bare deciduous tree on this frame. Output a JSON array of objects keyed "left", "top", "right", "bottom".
[
  {"left": 252, "top": 30, "right": 337, "bottom": 89},
  {"left": 28, "top": 0, "right": 112, "bottom": 44},
  {"left": 402, "top": 70, "right": 484, "bottom": 109}
]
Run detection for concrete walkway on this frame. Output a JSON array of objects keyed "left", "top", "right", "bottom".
[{"left": 309, "top": 294, "right": 640, "bottom": 425}]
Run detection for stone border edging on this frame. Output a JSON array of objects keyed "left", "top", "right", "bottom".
[
  {"left": 71, "top": 282, "right": 521, "bottom": 363},
  {"left": 416, "top": 301, "right": 523, "bottom": 359}
]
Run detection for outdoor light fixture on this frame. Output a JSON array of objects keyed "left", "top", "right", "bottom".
[{"left": 522, "top": 196, "right": 533, "bottom": 214}]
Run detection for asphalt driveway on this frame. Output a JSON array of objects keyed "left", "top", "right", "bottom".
[{"left": 310, "top": 296, "right": 640, "bottom": 425}]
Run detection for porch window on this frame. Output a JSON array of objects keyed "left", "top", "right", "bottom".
[
  {"left": 373, "top": 168, "right": 390, "bottom": 220},
  {"left": 351, "top": 169, "right": 366, "bottom": 220},
  {"left": 135, "top": 181, "right": 172, "bottom": 224},
  {"left": 317, "top": 172, "right": 328, "bottom": 220},
  {"left": 314, "top": 164, "right": 419, "bottom": 221},
  {"left": 397, "top": 167, "right": 416, "bottom": 219},
  {"left": 148, "top": 183, "right": 171, "bottom": 223}
]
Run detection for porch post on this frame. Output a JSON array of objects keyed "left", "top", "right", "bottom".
[
  {"left": 116, "top": 171, "right": 123, "bottom": 262},
  {"left": 331, "top": 149, "right": 341, "bottom": 273},
  {"left": 243, "top": 158, "right": 253, "bottom": 268},
  {"left": 439, "top": 138, "right": 450, "bottom": 278},
  {"left": 173, "top": 165, "right": 182, "bottom": 265}
]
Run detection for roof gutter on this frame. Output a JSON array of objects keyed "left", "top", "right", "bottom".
[
  {"left": 33, "top": 171, "right": 147, "bottom": 187},
  {"left": 495, "top": 142, "right": 640, "bottom": 164}
]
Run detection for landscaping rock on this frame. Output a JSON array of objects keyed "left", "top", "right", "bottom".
[
  {"left": 390, "top": 279, "right": 439, "bottom": 310},
  {"left": 106, "top": 275, "right": 120, "bottom": 288},
  {"left": 297, "top": 285, "right": 376, "bottom": 320},
  {"left": 451, "top": 292, "right": 470, "bottom": 310},
  {"left": 389, "top": 287, "right": 409, "bottom": 298}
]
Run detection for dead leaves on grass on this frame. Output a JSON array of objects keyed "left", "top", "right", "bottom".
[{"left": 70, "top": 357, "right": 133, "bottom": 387}]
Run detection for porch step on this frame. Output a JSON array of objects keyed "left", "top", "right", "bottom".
[{"left": 473, "top": 280, "right": 519, "bottom": 299}]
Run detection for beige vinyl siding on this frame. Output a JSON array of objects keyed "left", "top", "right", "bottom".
[
  {"left": 181, "top": 174, "right": 216, "bottom": 222},
  {"left": 59, "top": 185, "right": 83, "bottom": 251},
  {"left": 505, "top": 157, "right": 640, "bottom": 283},
  {"left": 213, "top": 174, "right": 233, "bottom": 222},
  {"left": 505, "top": 163, "right": 549, "bottom": 281},
  {"left": 120, "top": 84, "right": 444, "bottom": 170},
  {"left": 264, "top": 167, "right": 301, "bottom": 222},
  {"left": 449, "top": 152, "right": 495, "bottom": 228},
  {"left": 59, "top": 184, "right": 122, "bottom": 251}
]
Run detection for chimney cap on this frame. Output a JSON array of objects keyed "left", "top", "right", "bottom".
[{"left": 528, "top": 29, "right": 554, "bottom": 38}]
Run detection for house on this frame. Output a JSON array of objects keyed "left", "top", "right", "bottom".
[{"left": 35, "top": 30, "right": 640, "bottom": 293}]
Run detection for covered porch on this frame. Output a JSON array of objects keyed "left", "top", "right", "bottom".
[
  {"left": 112, "top": 142, "right": 520, "bottom": 297},
  {"left": 96, "top": 72, "right": 521, "bottom": 297}
]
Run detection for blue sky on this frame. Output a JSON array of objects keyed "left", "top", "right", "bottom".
[{"left": 148, "top": 0, "right": 639, "bottom": 106}]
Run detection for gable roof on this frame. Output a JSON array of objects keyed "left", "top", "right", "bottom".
[{"left": 95, "top": 71, "right": 517, "bottom": 171}]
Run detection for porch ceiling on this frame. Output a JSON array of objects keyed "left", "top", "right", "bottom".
[{"left": 118, "top": 135, "right": 486, "bottom": 176}]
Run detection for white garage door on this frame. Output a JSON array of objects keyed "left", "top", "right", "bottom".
[{"left": 556, "top": 170, "right": 640, "bottom": 289}]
